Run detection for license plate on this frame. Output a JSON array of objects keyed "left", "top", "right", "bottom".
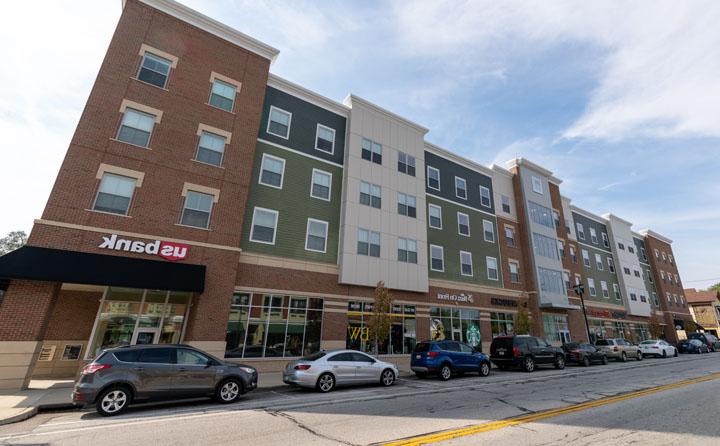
[
  {"left": 416, "top": 354, "right": 421, "bottom": 359},
  {"left": 497, "top": 348, "right": 506, "bottom": 354}
]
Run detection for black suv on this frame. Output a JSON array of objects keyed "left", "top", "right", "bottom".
[{"left": 490, "top": 335, "right": 566, "bottom": 372}]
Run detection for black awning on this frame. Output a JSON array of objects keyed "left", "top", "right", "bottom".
[{"left": 0, "top": 246, "right": 205, "bottom": 292}]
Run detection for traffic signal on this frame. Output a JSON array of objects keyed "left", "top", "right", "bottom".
[{"left": 573, "top": 283, "right": 585, "bottom": 296}]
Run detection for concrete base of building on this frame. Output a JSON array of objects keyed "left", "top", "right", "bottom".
[
  {"left": 30, "top": 340, "right": 87, "bottom": 380},
  {"left": 0, "top": 341, "right": 39, "bottom": 390},
  {"left": 186, "top": 341, "right": 227, "bottom": 360}
]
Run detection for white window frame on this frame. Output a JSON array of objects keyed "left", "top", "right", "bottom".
[
  {"left": 531, "top": 175, "right": 543, "bottom": 194},
  {"left": 457, "top": 212, "right": 471, "bottom": 237},
  {"left": 180, "top": 190, "right": 215, "bottom": 230},
  {"left": 486, "top": 256, "right": 499, "bottom": 281},
  {"left": 258, "top": 153, "right": 286, "bottom": 189},
  {"left": 614, "top": 283, "right": 622, "bottom": 300},
  {"left": 304, "top": 218, "right": 329, "bottom": 253},
  {"left": 479, "top": 186, "right": 491, "bottom": 208},
  {"left": 266, "top": 105, "right": 292, "bottom": 139},
  {"left": 510, "top": 262, "right": 520, "bottom": 283},
  {"left": 582, "top": 249, "right": 590, "bottom": 268},
  {"left": 460, "top": 251, "right": 474, "bottom": 277},
  {"left": 589, "top": 227, "right": 598, "bottom": 244},
  {"left": 92, "top": 173, "right": 138, "bottom": 216},
  {"left": 501, "top": 194, "right": 511, "bottom": 213},
  {"left": 602, "top": 232, "right": 609, "bottom": 247},
  {"left": 595, "top": 253, "right": 603, "bottom": 271},
  {"left": 314, "top": 123, "right": 336, "bottom": 154},
  {"left": 428, "top": 203, "right": 443, "bottom": 229},
  {"left": 577, "top": 223, "right": 585, "bottom": 240},
  {"left": 601, "top": 281, "right": 609, "bottom": 298},
  {"left": 588, "top": 278, "right": 596, "bottom": 297},
  {"left": 427, "top": 166, "right": 440, "bottom": 191},
  {"left": 483, "top": 219, "right": 495, "bottom": 243},
  {"left": 309, "top": 168, "right": 332, "bottom": 201},
  {"left": 430, "top": 244, "right": 445, "bottom": 272},
  {"left": 249, "top": 207, "right": 279, "bottom": 245},
  {"left": 454, "top": 176, "right": 467, "bottom": 200}
]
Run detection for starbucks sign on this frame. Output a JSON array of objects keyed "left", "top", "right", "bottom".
[{"left": 466, "top": 325, "right": 481, "bottom": 347}]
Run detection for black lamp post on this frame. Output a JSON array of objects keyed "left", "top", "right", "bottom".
[{"left": 572, "top": 283, "right": 592, "bottom": 343}]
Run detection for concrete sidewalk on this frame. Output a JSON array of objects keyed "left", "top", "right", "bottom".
[{"left": 0, "top": 380, "right": 76, "bottom": 426}]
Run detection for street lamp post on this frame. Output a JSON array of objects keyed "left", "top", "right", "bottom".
[{"left": 573, "top": 283, "right": 592, "bottom": 343}]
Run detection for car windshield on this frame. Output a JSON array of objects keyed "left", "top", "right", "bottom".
[
  {"left": 688, "top": 333, "right": 702, "bottom": 340},
  {"left": 564, "top": 343, "right": 579, "bottom": 349},
  {"left": 690, "top": 340, "right": 702, "bottom": 346},
  {"left": 640, "top": 341, "right": 655, "bottom": 345},
  {"left": 596, "top": 340, "right": 609, "bottom": 346},
  {"left": 414, "top": 342, "right": 432, "bottom": 353},
  {"left": 300, "top": 352, "right": 326, "bottom": 361}
]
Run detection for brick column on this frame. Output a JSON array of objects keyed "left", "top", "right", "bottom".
[
  {"left": 0, "top": 280, "right": 60, "bottom": 390},
  {"left": 568, "top": 309, "right": 590, "bottom": 343},
  {"left": 321, "top": 310, "right": 348, "bottom": 350}
]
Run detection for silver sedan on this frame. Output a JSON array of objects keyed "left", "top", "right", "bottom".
[{"left": 282, "top": 349, "right": 399, "bottom": 392}]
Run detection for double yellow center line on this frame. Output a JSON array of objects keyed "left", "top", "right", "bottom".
[{"left": 383, "top": 372, "right": 720, "bottom": 446}]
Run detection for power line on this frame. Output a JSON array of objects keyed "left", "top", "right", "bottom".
[{"left": 683, "top": 277, "right": 720, "bottom": 283}]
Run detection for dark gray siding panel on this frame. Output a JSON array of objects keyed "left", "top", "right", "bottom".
[
  {"left": 571, "top": 212, "right": 612, "bottom": 253},
  {"left": 258, "top": 86, "right": 346, "bottom": 165},
  {"left": 424, "top": 151, "right": 495, "bottom": 213}
]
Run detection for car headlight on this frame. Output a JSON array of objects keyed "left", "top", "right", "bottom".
[{"left": 239, "top": 367, "right": 256, "bottom": 374}]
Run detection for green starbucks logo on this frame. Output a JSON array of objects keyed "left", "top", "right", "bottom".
[{"left": 466, "top": 325, "right": 481, "bottom": 347}]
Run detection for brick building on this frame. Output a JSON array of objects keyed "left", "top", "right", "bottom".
[{"left": 0, "top": 0, "right": 694, "bottom": 390}]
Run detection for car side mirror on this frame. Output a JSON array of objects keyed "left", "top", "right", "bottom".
[{"left": 205, "top": 359, "right": 214, "bottom": 367}]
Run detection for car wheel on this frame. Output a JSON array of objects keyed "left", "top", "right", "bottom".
[
  {"left": 523, "top": 356, "right": 535, "bottom": 373},
  {"left": 582, "top": 356, "right": 590, "bottom": 367},
  {"left": 554, "top": 355, "right": 566, "bottom": 370},
  {"left": 479, "top": 361, "right": 491, "bottom": 377},
  {"left": 439, "top": 364, "right": 452, "bottom": 381},
  {"left": 381, "top": 369, "right": 395, "bottom": 387},
  {"left": 415, "top": 372, "right": 427, "bottom": 379},
  {"left": 601, "top": 355, "right": 608, "bottom": 365},
  {"left": 620, "top": 352, "right": 627, "bottom": 362},
  {"left": 636, "top": 351, "right": 643, "bottom": 361},
  {"left": 96, "top": 385, "right": 132, "bottom": 417},
  {"left": 662, "top": 350, "right": 667, "bottom": 358},
  {"left": 216, "top": 378, "right": 243, "bottom": 404},
  {"left": 316, "top": 373, "right": 335, "bottom": 392}
]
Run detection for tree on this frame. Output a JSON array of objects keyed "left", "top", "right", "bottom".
[
  {"left": 515, "top": 305, "right": 531, "bottom": 335},
  {"left": 708, "top": 282, "right": 720, "bottom": 292},
  {"left": 648, "top": 313, "right": 664, "bottom": 339},
  {"left": 365, "top": 281, "right": 394, "bottom": 356},
  {"left": 0, "top": 231, "right": 27, "bottom": 256}
]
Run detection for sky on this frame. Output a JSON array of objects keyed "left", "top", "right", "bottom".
[{"left": 0, "top": 0, "right": 718, "bottom": 289}]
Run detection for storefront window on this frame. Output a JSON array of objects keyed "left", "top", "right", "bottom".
[
  {"left": 542, "top": 314, "right": 570, "bottom": 344},
  {"left": 490, "top": 312, "right": 514, "bottom": 337},
  {"left": 631, "top": 324, "right": 650, "bottom": 342},
  {"left": 614, "top": 321, "right": 628, "bottom": 339},
  {"left": 87, "top": 287, "right": 190, "bottom": 359},
  {"left": 589, "top": 320, "right": 607, "bottom": 343},
  {"left": 224, "top": 292, "right": 323, "bottom": 358},
  {"left": 346, "top": 302, "right": 416, "bottom": 354},
  {"left": 429, "top": 307, "right": 482, "bottom": 348}
]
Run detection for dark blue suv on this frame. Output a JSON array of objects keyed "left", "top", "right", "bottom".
[{"left": 411, "top": 340, "right": 491, "bottom": 380}]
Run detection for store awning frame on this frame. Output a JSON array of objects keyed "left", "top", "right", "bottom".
[{"left": 0, "top": 246, "right": 205, "bottom": 292}]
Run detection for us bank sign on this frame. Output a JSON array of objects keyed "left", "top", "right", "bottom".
[
  {"left": 437, "top": 293, "right": 474, "bottom": 304},
  {"left": 99, "top": 234, "right": 189, "bottom": 261}
]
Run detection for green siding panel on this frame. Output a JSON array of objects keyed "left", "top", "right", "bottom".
[
  {"left": 578, "top": 243, "right": 623, "bottom": 305},
  {"left": 241, "top": 141, "right": 342, "bottom": 264}
]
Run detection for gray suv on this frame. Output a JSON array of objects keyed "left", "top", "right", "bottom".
[{"left": 73, "top": 345, "right": 258, "bottom": 416}]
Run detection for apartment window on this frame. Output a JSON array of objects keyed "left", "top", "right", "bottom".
[
  {"left": 589, "top": 227, "right": 598, "bottom": 244},
  {"left": 588, "top": 278, "right": 596, "bottom": 297},
  {"left": 563, "top": 271, "right": 571, "bottom": 290},
  {"left": 93, "top": 173, "right": 136, "bottom": 215},
  {"left": 528, "top": 201, "right": 554, "bottom": 228},
  {"left": 666, "top": 292, "right": 671, "bottom": 303},
  {"left": 501, "top": 195, "right": 511, "bottom": 213},
  {"left": 607, "top": 257, "right": 615, "bottom": 273},
  {"left": 259, "top": 154, "right": 285, "bottom": 189},
  {"left": 539, "top": 268, "right": 565, "bottom": 295},
  {"left": 398, "top": 193, "right": 417, "bottom": 218},
  {"left": 661, "top": 252, "right": 667, "bottom": 261},
  {"left": 250, "top": 207, "right": 278, "bottom": 244},
  {"left": 505, "top": 227, "right": 515, "bottom": 247},
  {"left": 660, "top": 271, "right": 666, "bottom": 281},
  {"left": 455, "top": 177, "right": 467, "bottom": 199},
  {"left": 624, "top": 267, "right": 631, "bottom": 275},
  {"left": 558, "top": 240, "right": 565, "bottom": 258},
  {"left": 137, "top": 52, "right": 172, "bottom": 88},
  {"left": 483, "top": 220, "right": 495, "bottom": 243},
  {"left": 117, "top": 108, "right": 155, "bottom": 147},
  {"left": 181, "top": 191, "right": 214, "bottom": 229},
  {"left": 398, "top": 152, "right": 416, "bottom": 176},
  {"left": 669, "top": 254, "right": 674, "bottom": 264},
  {"left": 267, "top": 106, "right": 292, "bottom": 139},
  {"left": 310, "top": 169, "right": 332, "bottom": 201},
  {"left": 628, "top": 246, "right": 635, "bottom": 254},
  {"left": 534, "top": 233, "right": 559, "bottom": 260},
  {"left": 564, "top": 219, "right": 571, "bottom": 234},
  {"left": 613, "top": 284, "right": 622, "bottom": 300},
  {"left": 357, "top": 229, "right": 380, "bottom": 257},
  {"left": 427, "top": 166, "right": 440, "bottom": 190},
  {"left": 600, "top": 281, "right": 609, "bottom": 298},
  {"left": 667, "top": 275, "right": 673, "bottom": 285},
  {"left": 305, "top": 219, "right": 328, "bottom": 253},
  {"left": 209, "top": 79, "right": 237, "bottom": 112},
  {"left": 312, "top": 124, "right": 336, "bottom": 154},
  {"left": 595, "top": 253, "right": 603, "bottom": 271},
  {"left": 639, "top": 293, "right": 647, "bottom": 303},
  {"left": 398, "top": 238, "right": 418, "bottom": 264},
  {"left": 641, "top": 246, "right": 648, "bottom": 261},
  {"left": 582, "top": 249, "right": 591, "bottom": 268},
  {"left": 570, "top": 246, "right": 577, "bottom": 263},
  {"left": 428, "top": 204, "right": 442, "bottom": 229},
  {"left": 634, "top": 269, "right": 641, "bottom": 278},
  {"left": 552, "top": 210, "right": 560, "bottom": 229},
  {"left": 576, "top": 223, "right": 585, "bottom": 240},
  {"left": 654, "top": 249, "right": 659, "bottom": 258},
  {"left": 479, "top": 186, "right": 491, "bottom": 207},
  {"left": 630, "top": 292, "right": 637, "bottom": 302},
  {"left": 648, "top": 270, "right": 654, "bottom": 283},
  {"left": 361, "top": 138, "right": 382, "bottom": 164},
  {"left": 430, "top": 245, "right": 444, "bottom": 271},
  {"left": 602, "top": 232, "right": 609, "bottom": 248},
  {"left": 652, "top": 292, "right": 659, "bottom": 306},
  {"left": 510, "top": 262, "right": 520, "bottom": 283},
  {"left": 531, "top": 175, "right": 543, "bottom": 194},
  {"left": 460, "top": 251, "right": 473, "bottom": 276},
  {"left": 618, "top": 242, "right": 625, "bottom": 250},
  {"left": 195, "top": 131, "right": 226, "bottom": 167},
  {"left": 360, "top": 182, "right": 381, "bottom": 209},
  {"left": 486, "top": 256, "right": 498, "bottom": 280},
  {"left": 457, "top": 212, "right": 470, "bottom": 236},
  {"left": 679, "top": 294, "right": 684, "bottom": 305}
]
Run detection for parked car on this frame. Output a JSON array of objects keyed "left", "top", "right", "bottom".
[
  {"left": 73, "top": 344, "right": 257, "bottom": 416},
  {"left": 561, "top": 343, "right": 608, "bottom": 366},
  {"left": 595, "top": 338, "right": 643, "bottom": 362},
  {"left": 490, "top": 335, "right": 566, "bottom": 372},
  {"left": 283, "top": 350, "right": 399, "bottom": 392},
  {"left": 687, "top": 332, "right": 720, "bottom": 352},
  {"left": 682, "top": 339, "right": 711, "bottom": 354},
  {"left": 638, "top": 339, "right": 678, "bottom": 358},
  {"left": 410, "top": 340, "right": 491, "bottom": 380}
]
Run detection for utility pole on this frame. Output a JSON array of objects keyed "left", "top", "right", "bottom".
[{"left": 573, "top": 283, "right": 592, "bottom": 343}]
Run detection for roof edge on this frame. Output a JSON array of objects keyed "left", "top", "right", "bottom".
[
  {"left": 425, "top": 142, "right": 495, "bottom": 178},
  {"left": 343, "top": 94, "right": 429, "bottom": 134},
  {"left": 267, "top": 74, "right": 349, "bottom": 116},
  {"left": 639, "top": 229, "right": 673, "bottom": 244}
]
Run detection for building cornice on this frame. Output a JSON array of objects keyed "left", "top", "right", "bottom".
[
  {"left": 425, "top": 142, "right": 495, "bottom": 178},
  {"left": 343, "top": 94, "right": 429, "bottom": 134},
  {"left": 603, "top": 213, "right": 633, "bottom": 227},
  {"left": 570, "top": 205, "right": 608, "bottom": 225},
  {"left": 504, "top": 158, "right": 555, "bottom": 178},
  {"left": 267, "top": 73, "right": 349, "bottom": 117},
  {"left": 490, "top": 164, "right": 514, "bottom": 178},
  {"left": 639, "top": 229, "right": 673, "bottom": 245},
  {"left": 126, "top": 0, "right": 280, "bottom": 63}
]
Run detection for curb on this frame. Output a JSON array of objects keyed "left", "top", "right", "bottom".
[{"left": 0, "top": 407, "right": 37, "bottom": 427}]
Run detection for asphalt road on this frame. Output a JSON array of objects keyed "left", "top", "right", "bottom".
[{"left": 0, "top": 353, "right": 718, "bottom": 445}]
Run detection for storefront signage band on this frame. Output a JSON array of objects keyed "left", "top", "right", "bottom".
[
  {"left": 491, "top": 297, "right": 518, "bottom": 307},
  {"left": 589, "top": 309, "right": 627, "bottom": 319},
  {"left": 99, "top": 234, "right": 189, "bottom": 261},
  {"left": 437, "top": 293, "right": 474, "bottom": 304}
]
